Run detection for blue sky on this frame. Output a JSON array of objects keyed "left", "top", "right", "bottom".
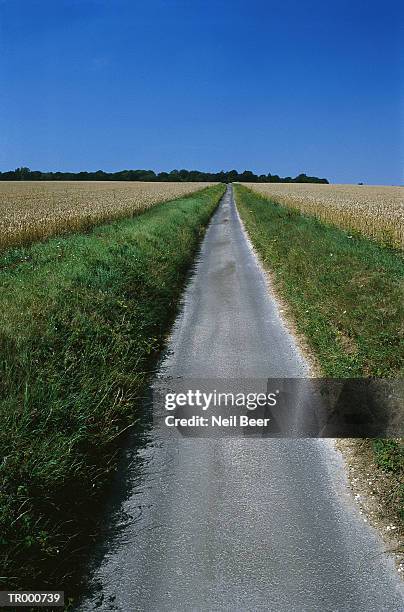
[{"left": 0, "top": 0, "right": 402, "bottom": 184}]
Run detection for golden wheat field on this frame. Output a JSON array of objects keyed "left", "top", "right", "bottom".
[
  {"left": 244, "top": 183, "right": 404, "bottom": 249},
  {"left": 0, "top": 181, "right": 215, "bottom": 251}
]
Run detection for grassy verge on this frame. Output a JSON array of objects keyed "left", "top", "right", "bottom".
[
  {"left": 234, "top": 184, "right": 403, "bottom": 527},
  {"left": 0, "top": 184, "right": 225, "bottom": 591}
]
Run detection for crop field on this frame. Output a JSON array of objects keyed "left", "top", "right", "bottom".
[
  {"left": 243, "top": 183, "right": 404, "bottom": 249},
  {"left": 0, "top": 181, "right": 215, "bottom": 251}
]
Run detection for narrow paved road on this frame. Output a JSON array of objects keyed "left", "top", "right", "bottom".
[{"left": 80, "top": 186, "right": 403, "bottom": 611}]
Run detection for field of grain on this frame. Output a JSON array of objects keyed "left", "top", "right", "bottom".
[
  {"left": 0, "top": 181, "right": 215, "bottom": 251},
  {"left": 244, "top": 183, "right": 404, "bottom": 249}
]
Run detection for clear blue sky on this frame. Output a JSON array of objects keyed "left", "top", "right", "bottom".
[{"left": 0, "top": 0, "right": 402, "bottom": 184}]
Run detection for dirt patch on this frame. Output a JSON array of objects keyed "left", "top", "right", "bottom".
[{"left": 335, "top": 329, "right": 358, "bottom": 355}]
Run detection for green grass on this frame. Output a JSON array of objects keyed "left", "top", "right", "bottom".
[
  {"left": 235, "top": 183, "right": 403, "bottom": 527},
  {"left": 0, "top": 183, "right": 225, "bottom": 590},
  {"left": 372, "top": 438, "right": 404, "bottom": 524},
  {"left": 373, "top": 439, "right": 403, "bottom": 473},
  {"left": 234, "top": 184, "right": 403, "bottom": 378}
]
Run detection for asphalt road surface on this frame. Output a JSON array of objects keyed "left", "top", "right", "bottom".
[{"left": 80, "top": 186, "right": 403, "bottom": 611}]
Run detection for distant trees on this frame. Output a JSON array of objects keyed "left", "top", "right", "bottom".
[
  {"left": 11, "top": 167, "right": 32, "bottom": 180},
  {"left": 0, "top": 167, "right": 329, "bottom": 184}
]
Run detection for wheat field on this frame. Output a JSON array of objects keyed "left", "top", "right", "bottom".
[
  {"left": 0, "top": 181, "right": 215, "bottom": 251},
  {"left": 244, "top": 183, "right": 404, "bottom": 249}
]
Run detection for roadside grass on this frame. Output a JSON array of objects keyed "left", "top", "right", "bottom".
[
  {"left": 0, "top": 183, "right": 225, "bottom": 590},
  {"left": 372, "top": 439, "right": 404, "bottom": 524},
  {"left": 234, "top": 184, "right": 403, "bottom": 527}
]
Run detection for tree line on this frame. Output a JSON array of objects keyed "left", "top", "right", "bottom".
[{"left": 0, "top": 167, "right": 329, "bottom": 184}]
